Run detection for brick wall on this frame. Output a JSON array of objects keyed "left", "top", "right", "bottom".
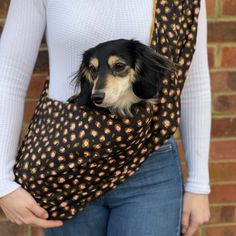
[{"left": 0, "top": 0, "right": 236, "bottom": 236}]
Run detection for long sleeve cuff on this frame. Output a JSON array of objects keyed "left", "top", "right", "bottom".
[
  {"left": 0, "top": 179, "right": 21, "bottom": 198},
  {"left": 185, "top": 181, "right": 210, "bottom": 194}
]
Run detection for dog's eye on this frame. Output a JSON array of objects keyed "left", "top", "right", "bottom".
[{"left": 114, "top": 63, "right": 126, "bottom": 71}]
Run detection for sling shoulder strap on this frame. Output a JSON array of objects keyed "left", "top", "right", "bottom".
[{"left": 148, "top": 0, "right": 201, "bottom": 149}]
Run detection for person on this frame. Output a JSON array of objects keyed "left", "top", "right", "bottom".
[{"left": 0, "top": 0, "right": 211, "bottom": 235}]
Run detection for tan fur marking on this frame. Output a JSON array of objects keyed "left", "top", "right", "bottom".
[
  {"left": 108, "top": 55, "right": 126, "bottom": 67},
  {"left": 89, "top": 58, "right": 99, "bottom": 69}
]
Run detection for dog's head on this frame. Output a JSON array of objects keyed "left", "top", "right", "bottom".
[{"left": 69, "top": 39, "right": 176, "bottom": 116}]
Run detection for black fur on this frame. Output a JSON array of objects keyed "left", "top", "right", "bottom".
[{"left": 130, "top": 40, "right": 176, "bottom": 99}]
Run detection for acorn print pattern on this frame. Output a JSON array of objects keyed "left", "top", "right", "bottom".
[
  {"left": 13, "top": 0, "right": 201, "bottom": 221},
  {"left": 13, "top": 80, "right": 154, "bottom": 220}
]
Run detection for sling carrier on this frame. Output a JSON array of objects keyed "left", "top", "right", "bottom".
[{"left": 13, "top": 0, "right": 201, "bottom": 220}]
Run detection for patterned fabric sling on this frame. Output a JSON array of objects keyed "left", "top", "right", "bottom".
[{"left": 13, "top": 0, "right": 201, "bottom": 220}]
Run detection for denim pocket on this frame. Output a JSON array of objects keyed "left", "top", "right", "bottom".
[
  {"left": 144, "top": 140, "right": 176, "bottom": 170},
  {"left": 150, "top": 138, "right": 175, "bottom": 156},
  {"left": 153, "top": 143, "right": 173, "bottom": 154},
  {"left": 147, "top": 138, "right": 177, "bottom": 167}
]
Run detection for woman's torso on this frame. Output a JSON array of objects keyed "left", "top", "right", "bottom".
[{"left": 45, "top": 0, "right": 154, "bottom": 102}]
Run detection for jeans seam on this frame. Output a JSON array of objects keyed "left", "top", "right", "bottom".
[
  {"left": 171, "top": 139, "right": 184, "bottom": 236},
  {"left": 169, "top": 138, "right": 177, "bottom": 157},
  {"left": 176, "top": 180, "right": 183, "bottom": 236}
]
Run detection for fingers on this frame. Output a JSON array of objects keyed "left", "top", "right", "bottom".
[
  {"left": 9, "top": 201, "right": 63, "bottom": 228},
  {"left": 0, "top": 187, "right": 63, "bottom": 228},
  {"left": 181, "top": 210, "right": 190, "bottom": 234},
  {"left": 24, "top": 203, "right": 63, "bottom": 228},
  {"left": 15, "top": 207, "right": 63, "bottom": 228},
  {"left": 183, "top": 213, "right": 210, "bottom": 236},
  {"left": 25, "top": 213, "right": 64, "bottom": 228},
  {"left": 183, "top": 220, "right": 198, "bottom": 236},
  {"left": 26, "top": 201, "right": 49, "bottom": 219},
  {"left": 181, "top": 192, "right": 211, "bottom": 235}
]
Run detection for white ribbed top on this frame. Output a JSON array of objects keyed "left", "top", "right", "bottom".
[{"left": 0, "top": 0, "right": 211, "bottom": 198}]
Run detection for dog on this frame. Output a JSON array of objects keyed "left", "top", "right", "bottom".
[{"left": 67, "top": 39, "right": 176, "bottom": 118}]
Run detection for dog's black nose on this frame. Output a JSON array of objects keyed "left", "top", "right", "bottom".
[{"left": 91, "top": 92, "right": 105, "bottom": 104}]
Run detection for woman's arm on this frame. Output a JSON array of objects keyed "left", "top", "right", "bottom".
[
  {"left": 179, "top": 0, "right": 212, "bottom": 194},
  {"left": 0, "top": 0, "right": 46, "bottom": 198},
  {"left": 180, "top": 1, "right": 211, "bottom": 234}
]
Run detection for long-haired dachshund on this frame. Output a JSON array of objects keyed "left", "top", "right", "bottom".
[{"left": 67, "top": 39, "right": 176, "bottom": 118}]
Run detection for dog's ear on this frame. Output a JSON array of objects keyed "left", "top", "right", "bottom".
[
  {"left": 131, "top": 40, "right": 176, "bottom": 99},
  {"left": 69, "top": 60, "right": 91, "bottom": 92},
  {"left": 68, "top": 60, "right": 94, "bottom": 106}
]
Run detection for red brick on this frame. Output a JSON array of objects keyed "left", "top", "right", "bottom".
[
  {"left": 209, "top": 184, "right": 236, "bottom": 203},
  {"left": 0, "top": 221, "right": 25, "bottom": 236},
  {"left": 221, "top": 46, "right": 236, "bottom": 67},
  {"left": 228, "top": 72, "right": 236, "bottom": 90},
  {"left": 23, "top": 100, "right": 38, "bottom": 123},
  {"left": 210, "top": 139, "right": 236, "bottom": 161},
  {"left": 203, "top": 225, "right": 236, "bottom": 236},
  {"left": 211, "top": 117, "right": 236, "bottom": 137},
  {"left": 34, "top": 50, "right": 49, "bottom": 74},
  {"left": 0, "top": 0, "right": 10, "bottom": 19},
  {"left": 27, "top": 76, "right": 48, "bottom": 98},
  {"left": 210, "top": 205, "right": 236, "bottom": 224},
  {"left": 206, "top": 0, "right": 217, "bottom": 17},
  {"left": 181, "top": 163, "right": 187, "bottom": 182},
  {"left": 210, "top": 71, "right": 236, "bottom": 92},
  {"left": 212, "top": 94, "right": 236, "bottom": 114},
  {"left": 0, "top": 22, "right": 4, "bottom": 37},
  {"left": 208, "top": 21, "right": 236, "bottom": 42},
  {"left": 176, "top": 140, "right": 185, "bottom": 162},
  {"left": 209, "top": 162, "right": 236, "bottom": 182},
  {"left": 222, "top": 0, "right": 236, "bottom": 16},
  {"left": 207, "top": 46, "right": 216, "bottom": 68}
]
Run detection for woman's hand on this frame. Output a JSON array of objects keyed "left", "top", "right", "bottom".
[
  {"left": 181, "top": 191, "right": 210, "bottom": 236},
  {"left": 0, "top": 187, "right": 63, "bottom": 228}
]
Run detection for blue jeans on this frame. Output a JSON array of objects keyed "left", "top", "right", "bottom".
[{"left": 43, "top": 137, "right": 184, "bottom": 236}]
